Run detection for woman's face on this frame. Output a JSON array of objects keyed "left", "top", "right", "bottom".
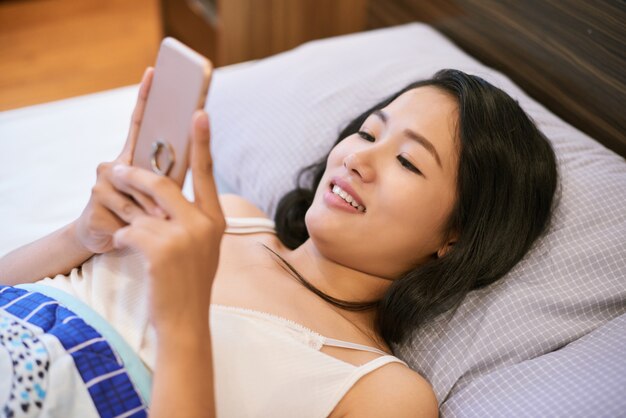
[{"left": 305, "top": 86, "right": 460, "bottom": 279}]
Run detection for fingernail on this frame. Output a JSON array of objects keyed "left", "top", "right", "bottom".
[
  {"left": 113, "top": 165, "right": 129, "bottom": 176},
  {"left": 198, "top": 112, "right": 209, "bottom": 132}
]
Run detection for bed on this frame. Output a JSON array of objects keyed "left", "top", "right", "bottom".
[{"left": 1, "top": 8, "right": 626, "bottom": 418}]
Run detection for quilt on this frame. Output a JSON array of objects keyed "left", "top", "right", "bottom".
[{"left": 0, "top": 286, "right": 150, "bottom": 418}]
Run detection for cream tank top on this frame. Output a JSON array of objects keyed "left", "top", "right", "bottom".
[{"left": 37, "top": 217, "right": 407, "bottom": 417}]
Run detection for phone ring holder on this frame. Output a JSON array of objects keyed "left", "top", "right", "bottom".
[{"left": 150, "top": 140, "right": 175, "bottom": 176}]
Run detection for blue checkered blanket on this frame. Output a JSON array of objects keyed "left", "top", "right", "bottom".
[{"left": 0, "top": 285, "right": 151, "bottom": 418}]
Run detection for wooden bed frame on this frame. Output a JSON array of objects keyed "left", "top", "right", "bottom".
[{"left": 367, "top": 0, "right": 626, "bottom": 158}]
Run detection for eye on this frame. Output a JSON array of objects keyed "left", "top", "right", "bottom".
[
  {"left": 397, "top": 155, "right": 422, "bottom": 175},
  {"left": 357, "top": 131, "right": 375, "bottom": 142}
]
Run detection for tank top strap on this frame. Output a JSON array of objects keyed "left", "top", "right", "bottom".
[
  {"left": 323, "top": 336, "right": 389, "bottom": 356},
  {"left": 357, "top": 354, "right": 408, "bottom": 371},
  {"left": 225, "top": 216, "right": 276, "bottom": 235}
]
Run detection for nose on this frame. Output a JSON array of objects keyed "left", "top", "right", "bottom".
[{"left": 343, "top": 152, "right": 375, "bottom": 182}]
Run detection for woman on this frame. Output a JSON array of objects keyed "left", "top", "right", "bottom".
[{"left": 0, "top": 68, "right": 558, "bottom": 417}]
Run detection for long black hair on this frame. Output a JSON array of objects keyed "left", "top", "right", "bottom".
[{"left": 272, "top": 69, "right": 558, "bottom": 345}]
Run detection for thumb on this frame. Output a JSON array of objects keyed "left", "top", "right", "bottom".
[{"left": 190, "top": 111, "right": 223, "bottom": 219}]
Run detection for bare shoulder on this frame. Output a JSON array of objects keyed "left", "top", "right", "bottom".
[
  {"left": 337, "top": 362, "right": 438, "bottom": 418},
  {"left": 218, "top": 194, "right": 268, "bottom": 219}
]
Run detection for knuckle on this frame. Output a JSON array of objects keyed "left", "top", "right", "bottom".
[
  {"left": 91, "top": 184, "right": 113, "bottom": 204},
  {"left": 96, "top": 162, "right": 112, "bottom": 177},
  {"left": 121, "top": 201, "right": 134, "bottom": 216},
  {"left": 90, "top": 184, "right": 102, "bottom": 196}
]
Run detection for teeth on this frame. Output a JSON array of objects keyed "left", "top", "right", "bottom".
[{"left": 331, "top": 184, "right": 366, "bottom": 212}]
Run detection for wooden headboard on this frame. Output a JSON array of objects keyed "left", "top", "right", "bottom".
[{"left": 367, "top": 0, "right": 626, "bottom": 158}]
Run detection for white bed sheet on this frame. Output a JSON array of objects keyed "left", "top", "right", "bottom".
[{"left": 0, "top": 86, "right": 140, "bottom": 255}]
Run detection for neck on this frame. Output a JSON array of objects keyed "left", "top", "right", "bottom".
[{"left": 280, "top": 239, "right": 392, "bottom": 306}]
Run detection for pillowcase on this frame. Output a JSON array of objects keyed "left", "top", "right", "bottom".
[
  {"left": 205, "top": 22, "right": 626, "bottom": 405},
  {"left": 440, "top": 312, "right": 626, "bottom": 417}
]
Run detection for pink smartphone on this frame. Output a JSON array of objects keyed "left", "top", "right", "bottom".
[{"left": 132, "top": 37, "right": 213, "bottom": 187}]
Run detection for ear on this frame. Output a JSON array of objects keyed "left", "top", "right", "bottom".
[{"left": 437, "top": 239, "right": 457, "bottom": 258}]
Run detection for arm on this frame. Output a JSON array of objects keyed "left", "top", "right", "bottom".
[
  {"left": 110, "top": 111, "right": 223, "bottom": 417},
  {"left": 0, "top": 221, "right": 92, "bottom": 285},
  {"left": 151, "top": 320, "right": 215, "bottom": 417}
]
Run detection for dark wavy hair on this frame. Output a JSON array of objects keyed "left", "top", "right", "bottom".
[{"left": 270, "top": 69, "right": 558, "bottom": 346}]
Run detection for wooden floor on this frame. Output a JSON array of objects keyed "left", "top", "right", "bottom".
[{"left": 0, "top": 0, "right": 162, "bottom": 111}]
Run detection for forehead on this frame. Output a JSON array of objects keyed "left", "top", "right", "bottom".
[
  {"left": 384, "top": 86, "right": 458, "bottom": 135},
  {"left": 382, "top": 86, "right": 459, "bottom": 171}
]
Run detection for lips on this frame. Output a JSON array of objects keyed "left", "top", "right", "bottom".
[{"left": 330, "top": 176, "right": 366, "bottom": 209}]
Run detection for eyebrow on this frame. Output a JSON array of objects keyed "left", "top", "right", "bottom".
[{"left": 373, "top": 109, "right": 442, "bottom": 168}]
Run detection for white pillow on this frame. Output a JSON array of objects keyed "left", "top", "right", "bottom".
[{"left": 205, "top": 23, "right": 626, "bottom": 404}]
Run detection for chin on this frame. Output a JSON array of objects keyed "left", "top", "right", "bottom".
[
  {"left": 305, "top": 203, "right": 365, "bottom": 254},
  {"left": 304, "top": 203, "right": 327, "bottom": 237},
  {"left": 305, "top": 204, "right": 342, "bottom": 244}
]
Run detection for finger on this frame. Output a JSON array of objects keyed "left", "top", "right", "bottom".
[
  {"left": 131, "top": 214, "right": 168, "bottom": 235},
  {"left": 111, "top": 164, "right": 191, "bottom": 219},
  {"left": 112, "top": 215, "right": 166, "bottom": 252},
  {"left": 98, "top": 182, "right": 165, "bottom": 223},
  {"left": 118, "top": 67, "right": 155, "bottom": 164},
  {"left": 107, "top": 170, "right": 169, "bottom": 219},
  {"left": 190, "top": 110, "right": 224, "bottom": 219},
  {"left": 112, "top": 222, "right": 153, "bottom": 253}
]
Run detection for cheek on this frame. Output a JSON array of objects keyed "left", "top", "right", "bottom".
[
  {"left": 378, "top": 186, "right": 452, "bottom": 248},
  {"left": 326, "top": 143, "right": 347, "bottom": 167}
]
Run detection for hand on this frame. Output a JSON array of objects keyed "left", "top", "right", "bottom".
[
  {"left": 109, "top": 110, "right": 225, "bottom": 335},
  {"left": 74, "top": 67, "right": 165, "bottom": 254}
]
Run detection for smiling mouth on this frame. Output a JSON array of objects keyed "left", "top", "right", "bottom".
[{"left": 330, "top": 183, "right": 366, "bottom": 213}]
